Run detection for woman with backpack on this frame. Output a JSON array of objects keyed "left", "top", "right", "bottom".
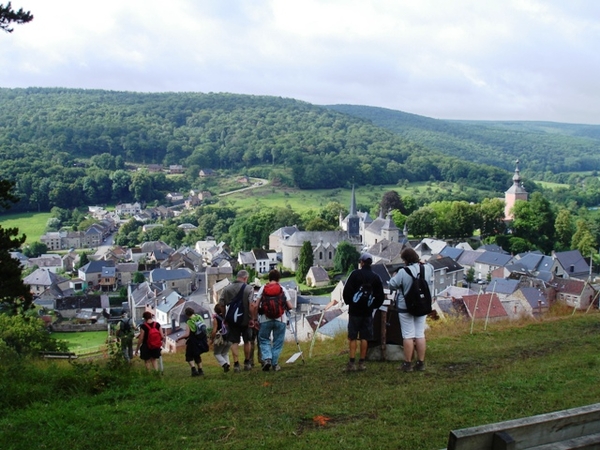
[
  {"left": 210, "top": 303, "right": 232, "bottom": 373},
  {"left": 135, "top": 311, "right": 162, "bottom": 371},
  {"left": 388, "top": 248, "right": 434, "bottom": 373},
  {"left": 255, "top": 270, "right": 293, "bottom": 372}
]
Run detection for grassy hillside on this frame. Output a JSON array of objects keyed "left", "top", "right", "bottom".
[
  {"left": 0, "top": 211, "right": 51, "bottom": 244},
  {"left": 327, "top": 104, "right": 600, "bottom": 176},
  {"left": 3, "top": 312, "right": 600, "bottom": 450}
]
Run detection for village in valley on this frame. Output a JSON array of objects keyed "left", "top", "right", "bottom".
[{"left": 14, "top": 162, "right": 598, "bottom": 358}]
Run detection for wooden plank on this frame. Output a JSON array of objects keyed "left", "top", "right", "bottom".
[
  {"left": 446, "top": 403, "right": 600, "bottom": 450},
  {"left": 527, "top": 431, "right": 600, "bottom": 449},
  {"left": 40, "top": 352, "right": 78, "bottom": 359}
]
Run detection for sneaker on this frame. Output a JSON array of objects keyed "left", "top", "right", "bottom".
[
  {"left": 222, "top": 363, "right": 230, "bottom": 373},
  {"left": 414, "top": 360, "right": 425, "bottom": 372},
  {"left": 262, "top": 359, "right": 272, "bottom": 372},
  {"left": 399, "top": 361, "right": 413, "bottom": 372},
  {"left": 272, "top": 364, "right": 281, "bottom": 372},
  {"left": 358, "top": 361, "right": 367, "bottom": 371},
  {"left": 244, "top": 361, "right": 252, "bottom": 371},
  {"left": 191, "top": 367, "right": 200, "bottom": 377},
  {"left": 197, "top": 368, "right": 204, "bottom": 376},
  {"left": 233, "top": 363, "right": 241, "bottom": 373},
  {"left": 345, "top": 361, "right": 357, "bottom": 372}
]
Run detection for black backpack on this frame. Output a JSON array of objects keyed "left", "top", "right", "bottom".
[
  {"left": 225, "top": 283, "right": 246, "bottom": 326},
  {"left": 401, "top": 264, "right": 432, "bottom": 317}
]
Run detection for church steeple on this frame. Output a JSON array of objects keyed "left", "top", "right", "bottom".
[
  {"left": 349, "top": 184, "right": 357, "bottom": 216},
  {"left": 504, "top": 159, "right": 528, "bottom": 221},
  {"left": 347, "top": 184, "right": 360, "bottom": 237}
]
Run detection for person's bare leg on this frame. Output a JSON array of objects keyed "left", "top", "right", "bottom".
[
  {"left": 415, "top": 337, "right": 426, "bottom": 362},
  {"left": 348, "top": 339, "right": 357, "bottom": 358},
  {"left": 359, "top": 339, "right": 368, "bottom": 359},
  {"left": 403, "top": 338, "right": 414, "bottom": 362},
  {"left": 231, "top": 343, "right": 239, "bottom": 363}
]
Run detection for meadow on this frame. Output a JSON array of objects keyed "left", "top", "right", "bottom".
[
  {"left": 220, "top": 182, "right": 437, "bottom": 212},
  {"left": 3, "top": 312, "right": 600, "bottom": 450},
  {"left": 0, "top": 211, "right": 51, "bottom": 244}
]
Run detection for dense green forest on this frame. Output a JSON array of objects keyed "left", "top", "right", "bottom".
[
  {"left": 0, "top": 88, "right": 510, "bottom": 211},
  {"left": 327, "top": 104, "right": 600, "bottom": 179}
]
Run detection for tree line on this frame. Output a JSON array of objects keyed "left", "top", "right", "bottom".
[{"left": 0, "top": 88, "right": 512, "bottom": 212}]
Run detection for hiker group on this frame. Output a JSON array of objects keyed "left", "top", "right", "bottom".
[
  {"left": 343, "top": 248, "right": 434, "bottom": 373},
  {"left": 122, "top": 250, "right": 434, "bottom": 376}
]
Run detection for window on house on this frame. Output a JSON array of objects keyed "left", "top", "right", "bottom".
[
  {"left": 329, "top": 252, "right": 332, "bottom": 259},
  {"left": 319, "top": 252, "right": 322, "bottom": 259}
]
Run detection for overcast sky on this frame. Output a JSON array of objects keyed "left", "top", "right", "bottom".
[{"left": 2, "top": 0, "right": 600, "bottom": 124}]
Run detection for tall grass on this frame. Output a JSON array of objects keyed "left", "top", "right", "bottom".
[{"left": 3, "top": 313, "right": 600, "bottom": 450}]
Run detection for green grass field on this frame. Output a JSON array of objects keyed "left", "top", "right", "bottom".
[
  {"left": 0, "top": 211, "right": 51, "bottom": 244},
  {"left": 220, "top": 182, "right": 436, "bottom": 212},
  {"left": 3, "top": 312, "right": 600, "bottom": 450},
  {"left": 51, "top": 331, "right": 109, "bottom": 354}
]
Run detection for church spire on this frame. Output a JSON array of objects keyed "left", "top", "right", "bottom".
[{"left": 349, "top": 184, "right": 357, "bottom": 216}]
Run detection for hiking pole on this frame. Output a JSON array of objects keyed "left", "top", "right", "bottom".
[
  {"left": 309, "top": 299, "right": 338, "bottom": 358},
  {"left": 286, "top": 311, "right": 304, "bottom": 364}
]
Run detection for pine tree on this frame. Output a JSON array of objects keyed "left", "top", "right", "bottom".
[
  {"left": 296, "top": 241, "right": 313, "bottom": 284},
  {"left": 0, "top": 179, "right": 34, "bottom": 315},
  {"left": 0, "top": 2, "right": 33, "bottom": 33}
]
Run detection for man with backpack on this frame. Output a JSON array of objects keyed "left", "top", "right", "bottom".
[
  {"left": 388, "top": 248, "right": 434, "bottom": 372},
  {"left": 255, "top": 269, "right": 293, "bottom": 372},
  {"left": 176, "top": 307, "right": 209, "bottom": 377},
  {"left": 342, "top": 253, "right": 385, "bottom": 372},
  {"left": 116, "top": 312, "right": 136, "bottom": 362},
  {"left": 218, "top": 270, "right": 254, "bottom": 372}
]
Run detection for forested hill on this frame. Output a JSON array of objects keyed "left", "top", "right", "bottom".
[
  {"left": 326, "top": 104, "right": 600, "bottom": 179},
  {"left": 0, "top": 88, "right": 509, "bottom": 207}
]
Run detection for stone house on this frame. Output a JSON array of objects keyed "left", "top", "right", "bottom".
[
  {"left": 149, "top": 267, "right": 196, "bottom": 296},
  {"left": 306, "top": 266, "right": 330, "bottom": 287}
]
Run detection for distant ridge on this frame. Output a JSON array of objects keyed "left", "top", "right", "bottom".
[{"left": 326, "top": 104, "right": 600, "bottom": 175}]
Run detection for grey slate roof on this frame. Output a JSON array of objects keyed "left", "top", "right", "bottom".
[
  {"left": 554, "top": 250, "right": 590, "bottom": 276},
  {"left": 520, "top": 287, "right": 548, "bottom": 309},
  {"left": 486, "top": 278, "right": 519, "bottom": 295},
  {"left": 80, "top": 260, "right": 115, "bottom": 274},
  {"left": 238, "top": 251, "right": 256, "bottom": 264},
  {"left": 285, "top": 231, "right": 359, "bottom": 247},
  {"left": 457, "top": 250, "right": 482, "bottom": 267},
  {"left": 439, "top": 246, "right": 464, "bottom": 261},
  {"left": 150, "top": 268, "right": 193, "bottom": 282},
  {"left": 474, "top": 251, "right": 513, "bottom": 267},
  {"left": 429, "top": 256, "right": 463, "bottom": 273},
  {"left": 308, "top": 266, "right": 330, "bottom": 282}
]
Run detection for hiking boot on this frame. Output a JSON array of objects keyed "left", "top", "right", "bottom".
[
  {"left": 414, "top": 360, "right": 425, "bottom": 371},
  {"left": 358, "top": 361, "right": 367, "bottom": 371},
  {"left": 345, "top": 361, "right": 357, "bottom": 372},
  {"left": 272, "top": 364, "right": 281, "bottom": 372},
  {"left": 244, "top": 360, "right": 252, "bottom": 371},
  {"left": 191, "top": 367, "right": 200, "bottom": 377},
  {"left": 399, "top": 361, "right": 413, "bottom": 372},
  {"left": 233, "top": 363, "right": 241, "bottom": 373},
  {"left": 222, "top": 363, "right": 230, "bottom": 373},
  {"left": 262, "top": 359, "right": 272, "bottom": 372}
]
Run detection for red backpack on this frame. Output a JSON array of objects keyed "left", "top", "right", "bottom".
[
  {"left": 259, "top": 283, "right": 287, "bottom": 319},
  {"left": 146, "top": 322, "right": 162, "bottom": 350}
]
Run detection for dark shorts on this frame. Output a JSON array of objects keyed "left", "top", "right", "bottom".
[
  {"left": 185, "top": 340, "right": 202, "bottom": 363},
  {"left": 348, "top": 314, "right": 374, "bottom": 341},
  {"left": 140, "top": 344, "right": 161, "bottom": 361},
  {"left": 227, "top": 324, "right": 253, "bottom": 344}
]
